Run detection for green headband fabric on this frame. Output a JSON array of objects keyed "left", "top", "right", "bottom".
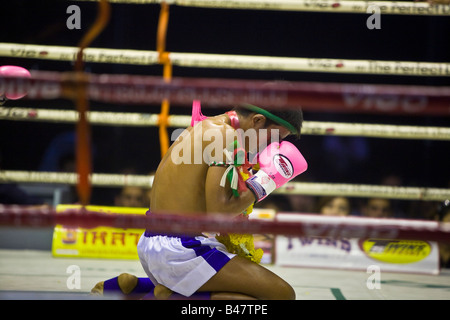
[{"left": 241, "top": 104, "right": 298, "bottom": 135}]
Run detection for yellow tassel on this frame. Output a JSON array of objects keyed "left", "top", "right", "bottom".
[{"left": 216, "top": 233, "right": 264, "bottom": 264}]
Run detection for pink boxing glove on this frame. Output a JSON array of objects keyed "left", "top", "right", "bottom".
[
  {"left": 245, "top": 141, "right": 307, "bottom": 202},
  {"left": 0, "top": 65, "right": 31, "bottom": 100}
]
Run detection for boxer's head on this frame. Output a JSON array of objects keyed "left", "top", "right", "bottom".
[{"left": 233, "top": 104, "right": 303, "bottom": 154}]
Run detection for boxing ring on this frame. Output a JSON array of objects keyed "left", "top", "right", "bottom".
[
  {"left": 1, "top": 249, "right": 449, "bottom": 300},
  {"left": 1, "top": 0, "right": 450, "bottom": 301}
]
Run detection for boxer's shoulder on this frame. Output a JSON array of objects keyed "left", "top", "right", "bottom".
[{"left": 199, "top": 115, "right": 233, "bottom": 131}]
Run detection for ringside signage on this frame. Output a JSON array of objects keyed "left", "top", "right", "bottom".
[
  {"left": 275, "top": 213, "right": 439, "bottom": 274},
  {"left": 52, "top": 205, "right": 147, "bottom": 260},
  {"left": 360, "top": 239, "right": 432, "bottom": 264}
]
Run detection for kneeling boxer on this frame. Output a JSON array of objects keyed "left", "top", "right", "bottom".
[{"left": 94, "top": 102, "right": 307, "bottom": 300}]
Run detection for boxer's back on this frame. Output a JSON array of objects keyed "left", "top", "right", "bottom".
[{"left": 150, "top": 115, "right": 231, "bottom": 215}]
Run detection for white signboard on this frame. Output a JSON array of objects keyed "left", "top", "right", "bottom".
[{"left": 275, "top": 214, "right": 440, "bottom": 275}]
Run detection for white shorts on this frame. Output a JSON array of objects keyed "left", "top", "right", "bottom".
[{"left": 137, "top": 231, "right": 236, "bottom": 297}]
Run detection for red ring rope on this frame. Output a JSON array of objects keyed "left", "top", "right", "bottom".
[
  {"left": 1, "top": 205, "right": 449, "bottom": 242},
  {"left": 1, "top": 71, "right": 449, "bottom": 115}
]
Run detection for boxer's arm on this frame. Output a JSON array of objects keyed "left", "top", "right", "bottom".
[
  {"left": 205, "top": 166, "right": 256, "bottom": 215},
  {"left": 202, "top": 121, "right": 256, "bottom": 214}
]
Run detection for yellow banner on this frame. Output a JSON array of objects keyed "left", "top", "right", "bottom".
[{"left": 52, "top": 205, "right": 147, "bottom": 260}]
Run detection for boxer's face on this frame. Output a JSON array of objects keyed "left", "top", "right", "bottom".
[
  {"left": 265, "top": 124, "right": 290, "bottom": 141},
  {"left": 243, "top": 113, "right": 291, "bottom": 154},
  {"left": 257, "top": 117, "right": 290, "bottom": 152},
  {"left": 260, "top": 123, "right": 289, "bottom": 147}
]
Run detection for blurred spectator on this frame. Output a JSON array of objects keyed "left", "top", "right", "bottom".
[
  {"left": 114, "top": 186, "right": 148, "bottom": 208},
  {"left": 39, "top": 131, "right": 78, "bottom": 172},
  {"left": 254, "top": 195, "right": 292, "bottom": 213},
  {"left": 407, "top": 200, "right": 439, "bottom": 220},
  {"left": 112, "top": 168, "right": 152, "bottom": 208},
  {"left": 288, "top": 194, "right": 316, "bottom": 214},
  {"left": 361, "top": 198, "right": 392, "bottom": 218},
  {"left": 315, "top": 196, "right": 351, "bottom": 216},
  {"left": 287, "top": 176, "right": 317, "bottom": 214},
  {"left": 379, "top": 173, "right": 408, "bottom": 218}
]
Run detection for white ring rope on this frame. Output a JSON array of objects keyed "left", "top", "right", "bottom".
[
  {"left": 0, "top": 171, "right": 154, "bottom": 188},
  {"left": 277, "top": 182, "right": 450, "bottom": 201},
  {"left": 1, "top": 170, "right": 449, "bottom": 201},
  {"left": 75, "top": 0, "right": 450, "bottom": 16},
  {"left": 2, "top": 43, "right": 449, "bottom": 77},
  {"left": 2, "top": 106, "right": 450, "bottom": 140}
]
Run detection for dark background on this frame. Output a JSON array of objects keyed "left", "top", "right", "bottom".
[{"left": 0, "top": 1, "right": 449, "bottom": 206}]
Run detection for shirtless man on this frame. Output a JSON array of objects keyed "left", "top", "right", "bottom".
[{"left": 92, "top": 102, "right": 307, "bottom": 300}]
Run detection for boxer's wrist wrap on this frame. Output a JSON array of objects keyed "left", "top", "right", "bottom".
[{"left": 245, "top": 170, "right": 276, "bottom": 202}]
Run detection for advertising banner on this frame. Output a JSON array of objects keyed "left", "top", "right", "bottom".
[
  {"left": 52, "top": 205, "right": 147, "bottom": 259},
  {"left": 275, "top": 213, "right": 440, "bottom": 274}
]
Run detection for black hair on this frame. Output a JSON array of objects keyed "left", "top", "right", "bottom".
[{"left": 233, "top": 105, "right": 303, "bottom": 139}]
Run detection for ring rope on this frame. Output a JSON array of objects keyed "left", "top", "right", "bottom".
[
  {"left": 0, "top": 171, "right": 153, "bottom": 187},
  {"left": 1, "top": 170, "right": 449, "bottom": 201},
  {"left": 2, "top": 106, "right": 450, "bottom": 140},
  {"left": 2, "top": 43, "right": 449, "bottom": 77},
  {"left": 75, "top": 0, "right": 450, "bottom": 16},
  {"left": 1, "top": 205, "right": 449, "bottom": 242},
  {"left": 156, "top": 2, "right": 172, "bottom": 158},
  {"left": 1, "top": 72, "right": 450, "bottom": 115}
]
